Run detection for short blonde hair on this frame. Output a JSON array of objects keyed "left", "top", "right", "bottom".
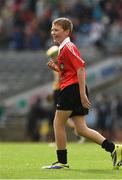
[{"left": 52, "top": 17, "right": 73, "bottom": 34}]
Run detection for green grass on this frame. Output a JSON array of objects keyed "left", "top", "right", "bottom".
[{"left": 0, "top": 142, "right": 122, "bottom": 179}]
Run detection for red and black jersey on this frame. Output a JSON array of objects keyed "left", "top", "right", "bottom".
[{"left": 58, "top": 40, "right": 85, "bottom": 90}]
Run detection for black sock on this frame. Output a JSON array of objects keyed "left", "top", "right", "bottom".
[
  {"left": 101, "top": 139, "right": 115, "bottom": 153},
  {"left": 57, "top": 149, "right": 67, "bottom": 164}
]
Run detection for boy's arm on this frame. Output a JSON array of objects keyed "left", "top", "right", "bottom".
[{"left": 77, "top": 67, "right": 91, "bottom": 109}]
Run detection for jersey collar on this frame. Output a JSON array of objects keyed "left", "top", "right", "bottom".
[{"left": 58, "top": 37, "right": 70, "bottom": 54}]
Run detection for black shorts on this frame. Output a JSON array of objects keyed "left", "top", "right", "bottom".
[
  {"left": 56, "top": 83, "right": 89, "bottom": 117},
  {"left": 53, "top": 89, "right": 60, "bottom": 107}
]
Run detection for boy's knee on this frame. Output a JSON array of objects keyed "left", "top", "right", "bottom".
[{"left": 76, "top": 126, "right": 88, "bottom": 136}]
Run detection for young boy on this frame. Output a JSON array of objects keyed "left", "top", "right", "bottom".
[{"left": 42, "top": 17, "right": 122, "bottom": 169}]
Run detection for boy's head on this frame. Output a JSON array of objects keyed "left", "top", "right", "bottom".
[
  {"left": 51, "top": 17, "right": 73, "bottom": 44},
  {"left": 52, "top": 17, "right": 73, "bottom": 34}
]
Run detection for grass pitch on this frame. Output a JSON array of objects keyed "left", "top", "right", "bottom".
[{"left": 0, "top": 142, "right": 122, "bottom": 179}]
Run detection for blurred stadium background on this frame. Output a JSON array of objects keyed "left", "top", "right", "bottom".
[{"left": 0, "top": 0, "right": 122, "bottom": 142}]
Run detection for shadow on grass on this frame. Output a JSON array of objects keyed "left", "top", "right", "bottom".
[{"left": 69, "top": 168, "right": 116, "bottom": 174}]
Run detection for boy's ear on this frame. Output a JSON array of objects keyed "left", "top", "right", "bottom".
[{"left": 65, "top": 29, "right": 70, "bottom": 36}]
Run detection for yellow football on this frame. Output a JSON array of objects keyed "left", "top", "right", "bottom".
[{"left": 46, "top": 45, "right": 59, "bottom": 58}]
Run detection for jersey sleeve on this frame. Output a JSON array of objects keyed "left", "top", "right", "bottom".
[{"left": 66, "top": 43, "right": 85, "bottom": 70}]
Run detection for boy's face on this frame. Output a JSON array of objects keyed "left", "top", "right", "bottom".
[{"left": 51, "top": 23, "right": 69, "bottom": 44}]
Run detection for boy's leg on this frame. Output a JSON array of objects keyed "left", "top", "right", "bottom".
[
  {"left": 73, "top": 116, "right": 106, "bottom": 145},
  {"left": 73, "top": 116, "right": 122, "bottom": 169},
  {"left": 54, "top": 110, "right": 71, "bottom": 150},
  {"left": 54, "top": 110, "right": 72, "bottom": 164},
  {"left": 42, "top": 110, "right": 71, "bottom": 169}
]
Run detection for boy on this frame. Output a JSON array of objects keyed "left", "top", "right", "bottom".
[{"left": 42, "top": 17, "right": 122, "bottom": 169}]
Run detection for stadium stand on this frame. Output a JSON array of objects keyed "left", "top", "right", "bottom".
[{"left": 0, "top": 51, "right": 53, "bottom": 98}]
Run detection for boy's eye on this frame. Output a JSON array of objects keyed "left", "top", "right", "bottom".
[{"left": 52, "top": 29, "right": 58, "bottom": 33}]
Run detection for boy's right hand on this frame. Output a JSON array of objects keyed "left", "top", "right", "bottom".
[{"left": 47, "top": 59, "right": 60, "bottom": 72}]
